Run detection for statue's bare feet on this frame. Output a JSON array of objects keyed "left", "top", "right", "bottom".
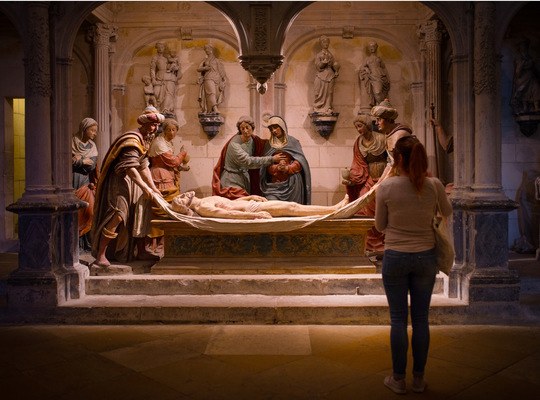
[{"left": 95, "top": 256, "right": 111, "bottom": 268}]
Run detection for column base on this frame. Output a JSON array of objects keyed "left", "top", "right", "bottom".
[
  {"left": 6, "top": 197, "right": 88, "bottom": 307},
  {"left": 7, "top": 271, "right": 62, "bottom": 309},
  {"left": 462, "top": 267, "right": 520, "bottom": 303}
]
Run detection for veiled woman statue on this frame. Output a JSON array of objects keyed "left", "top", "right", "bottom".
[
  {"left": 72, "top": 118, "right": 100, "bottom": 252},
  {"left": 313, "top": 35, "right": 340, "bottom": 114},
  {"left": 197, "top": 44, "right": 227, "bottom": 113},
  {"left": 359, "top": 41, "right": 390, "bottom": 108}
]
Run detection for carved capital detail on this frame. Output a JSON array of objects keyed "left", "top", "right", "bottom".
[
  {"left": 418, "top": 19, "right": 443, "bottom": 44},
  {"left": 88, "top": 23, "right": 118, "bottom": 48},
  {"left": 473, "top": 2, "right": 497, "bottom": 96},
  {"left": 239, "top": 54, "right": 284, "bottom": 85}
]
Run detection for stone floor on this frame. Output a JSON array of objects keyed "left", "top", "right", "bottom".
[
  {"left": 0, "top": 252, "right": 539, "bottom": 399},
  {"left": 0, "top": 324, "right": 539, "bottom": 399}
]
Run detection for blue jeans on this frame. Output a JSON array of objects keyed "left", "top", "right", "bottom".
[{"left": 382, "top": 248, "right": 437, "bottom": 379}]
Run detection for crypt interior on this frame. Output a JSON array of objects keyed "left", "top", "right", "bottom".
[
  {"left": 0, "top": 2, "right": 540, "bottom": 399},
  {"left": 0, "top": 1, "right": 539, "bottom": 321}
]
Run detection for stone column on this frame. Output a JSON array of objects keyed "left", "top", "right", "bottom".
[
  {"left": 6, "top": 2, "right": 68, "bottom": 309},
  {"left": 54, "top": 57, "right": 75, "bottom": 195},
  {"left": 455, "top": 2, "right": 519, "bottom": 305},
  {"left": 89, "top": 23, "right": 117, "bottom": 163},
  {"left": 472, "top": 2, "right": 505, "bottom": 200},
  {"left": 21, "top": 2, "right": 54, "bottom": 203},
  {"left": 451, "top": 54, "right": 474, "bottom": 195},
  {"left": 52, "top": 53, "right": 88, "bottom": 300},
  {"left": 273, "top": 82, "right": 286, "bottom": 117},
  {"left": 248, "top": 81, "right": 259, "bottom": 127},
  {"left": 410, "top": 82, "right": 425, "bottom": 143},
  {"left": 419, "top": 19, "right": 443, "bottom": 176}
]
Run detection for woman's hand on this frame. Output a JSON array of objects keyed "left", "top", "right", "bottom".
[{"left": 272, "top": 153, "right": 287, "bottom": 163}]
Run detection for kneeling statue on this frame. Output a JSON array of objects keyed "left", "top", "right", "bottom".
[{"left": 171, "top": 192, "right": 349, "bottom": 220}]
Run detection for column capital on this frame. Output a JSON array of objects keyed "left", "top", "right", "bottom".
[
  {"left": 418, "top": 19, "right": 444, "bottom": 44},
  {"left": 88, "top": 23, "right": 118, "bottom": 48}
]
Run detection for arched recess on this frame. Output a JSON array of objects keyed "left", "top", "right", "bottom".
[
  {"left": 279, "top": 27, "right": 422, "bottom": 84},
  {"left": 111, "top": 29, "right": 238, "bottom": 86},
  {"left": 500, "top": 1, "right": 540, "bottom": 252},
  {"left": 423, "top": 2, "right": 469, "bottom": 56},
  {"left": 53, "top": 2, "right": 105, "bottom": 57},
  {"left": 276, "top": 27, "right": 423, "bottom": 99}
]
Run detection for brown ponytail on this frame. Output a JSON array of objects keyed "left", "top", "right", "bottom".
[{"left": 392, "top": 135, "right": 428, "bottom": 193}]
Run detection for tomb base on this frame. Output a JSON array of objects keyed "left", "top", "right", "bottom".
[{"left": 151, "top": 218, "right": 375, "bottom": 275}]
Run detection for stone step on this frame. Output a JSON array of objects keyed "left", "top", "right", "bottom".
[
  {"left": 45, "top": 293, "right": 467, "bottom": 325},
  {"left": 150, "top": 257, "right": 378, "bottom": 275},
  {"left": 86, "top": 273, "right": 445, "bottom": 296}
]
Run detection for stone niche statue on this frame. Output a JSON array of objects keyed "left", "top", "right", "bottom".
[
  {"left": 142, "top": 75, "right": 157, "bottom": 108},
  {"left": 197, "top": 44, "right": 227, "bottom": 114},
  {"left": 149, "top": 41, "right": 181, "bottom": 117},
  {"left": 511, "top": 169, "right": 540, "bottom": 254},
  {"left": 359, "top": 41, "right": 390, "bottom": 108},
  {"left": 511, "top": 38, "right": 540, "bottom": 115},
  {"left": 312, "top": 35, "right": 340, "bottom": 114}
]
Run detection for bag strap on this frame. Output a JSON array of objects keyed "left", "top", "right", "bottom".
[{"left": 429, "top": 177, "right": 441, "bottom": 215}]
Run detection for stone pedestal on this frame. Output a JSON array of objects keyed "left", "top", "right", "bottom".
[
  {"left": 309, "top": 112, "right": 339, "bottom": 138},
  {"left": 198, "top": 112, "right": 224, "bottom": 138},
  {"left": 6, "top": 199, "right": 88, "bottom": 308},
  {"left": 453, "top": 199, "right": 520, "bottom": 303},
  {"left": 513, "top": 113, "right": 540, "bottom": 137}
]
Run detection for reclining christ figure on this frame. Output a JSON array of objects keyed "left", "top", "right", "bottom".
[{"left": 171, "top": 191, "right": 350, "bottom": 220}]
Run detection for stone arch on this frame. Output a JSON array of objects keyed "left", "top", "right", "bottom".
[
  {"left": 208, "top": 1, "right": 312, "bottom": 55},
  {"left": 497, "top": 2, "right": 529, "bottom": 49},
  {"left": 0, "top": 3, "right": 24, "bottom": 37},
  {"left": 53, "top": 2, "right": 104, "bottom": 58},
  {"left": 423, "top": 1, "right": 469, "bottom": 56}
]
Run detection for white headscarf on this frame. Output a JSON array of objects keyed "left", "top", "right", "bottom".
[
  {"left": 267, "top": 115, "right": 289, "bottom": 149},
  {"left": 72, "top": 117, "right": 98, "bottom": 159}
]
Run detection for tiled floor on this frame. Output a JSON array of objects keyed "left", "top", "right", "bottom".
[
  {"left": 1, "top": 251, "right": 539, "bottom": 399},
  {"left": 0, "top": 324, "right": 539, "bottom": 399}
]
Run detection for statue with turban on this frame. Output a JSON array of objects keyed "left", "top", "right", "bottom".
[
  {"left": 371, "top": 99, "right": 412, "bottom": 160},
  {"left": 91, "top": 112, "right": 165, "bottom": 268}
]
